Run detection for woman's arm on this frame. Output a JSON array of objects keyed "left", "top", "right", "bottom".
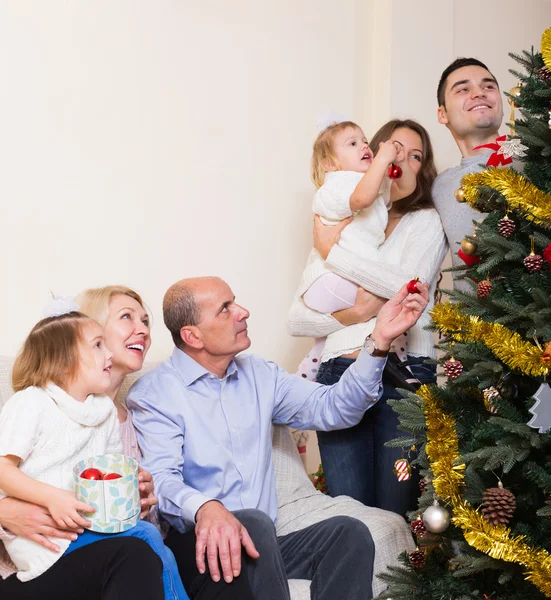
[
  {"left": 325, "top": 209, "right": 448, "bottom": 299},
  {"left": 0, "top": 496, "right": 80, "bottom": 552}
]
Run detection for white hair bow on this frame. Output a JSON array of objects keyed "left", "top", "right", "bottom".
[{"left": 42, "top": 294, "right": 80, "bottom": 318}]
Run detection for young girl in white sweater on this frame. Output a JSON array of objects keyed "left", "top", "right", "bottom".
[
  {"left": 0, "top": 301, "right": 188, "bottom": 599},
  {"left": 297, "top": 120, "right": 418, "bottom": 375}
]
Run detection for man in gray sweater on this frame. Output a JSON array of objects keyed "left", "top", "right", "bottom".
[{"left": 432, "top": 58, "right": 504, "bottom": 293}]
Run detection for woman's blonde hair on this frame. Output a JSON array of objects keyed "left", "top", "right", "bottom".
[
  {"left": 311, "top": 120, "right": 361, "bottom": 188},
  {"left": 76, "top": 286, "right": 146, "bottom": 326},
  {"left": 12, "top": 312, "right": 94, "bottom": 392}
]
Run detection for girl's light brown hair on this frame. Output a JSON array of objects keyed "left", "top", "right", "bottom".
[
  {"left": 311, "top": 121, "right": 362, "bottom": 188},
  {"left": 12, "top": 312, "right": 94, "bottom": 392},
  {"left": 369, "top": 119, "right": 437, "bottom": 214},
  {"left": 76, "top": 286, "right": 146, "bottom": 327}
]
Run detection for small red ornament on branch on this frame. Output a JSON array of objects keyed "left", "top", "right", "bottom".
[
  {"left": 477, "top": 279, "right": 492, "bottom": 298},
  {"left": 498, "top": 214, "right": 516, "bottom": 237},
  {"left": 444, "top": 357, "right": 464, "bottom": 379},
  {"left": 410, "top": 517, "right": 426, "bottom": 537},
  {"left": 409, "top": 548, "right": 426, "bottom": 568},
  {"left": 524, "top": 237, "right": 543, "bottom": 273}
]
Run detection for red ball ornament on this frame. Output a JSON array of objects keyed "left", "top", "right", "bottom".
[
  {"left": 543, "top": 242, "right": 551, "bottom": 270},
  {"left": 407, "top": 278, "right": 420, "bottom": 294},
  {"left": 457, "top": 248, "right": 481, "bottom": 267},
  {"left": 387, "top": 164, "right": 402, "bottom": 179},
  {"left": 103, "top": 472, "right": 123, "bottom": 480},
  {"left": 80, "top": 468, "right": 103, "bottom": 480}
]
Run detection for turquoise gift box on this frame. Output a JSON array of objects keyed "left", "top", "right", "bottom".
[{"left": 73, "top": 454, "right": 140, "bottom": 533}]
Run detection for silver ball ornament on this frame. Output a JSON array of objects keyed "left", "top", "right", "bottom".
[{"left": 422, "top": 500, "right": 451, "bottom": 533}]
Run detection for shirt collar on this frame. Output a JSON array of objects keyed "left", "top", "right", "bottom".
[{"left": 171, "top": 347, "right": 239, "bottom": 386}]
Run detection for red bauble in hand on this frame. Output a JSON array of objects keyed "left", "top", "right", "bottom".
[
  {"left": 407, "top": 278, "right": 420, "bottom": 294},
  {"left": 80, "top": 468, "right": 103, "bottom": 480},
  {"left": 103, "top": 472, "right": 122, "bottom": 480},
  {"left": 387, "top": 164, "right": 402, "bottom": 179}
]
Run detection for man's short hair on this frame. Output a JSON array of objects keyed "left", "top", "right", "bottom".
[
  {"left": 163, "top": 283, "right": 201, "bottom": 348},
  {"left": 437, "top": 57, "right": 495, "bottom": 107}
]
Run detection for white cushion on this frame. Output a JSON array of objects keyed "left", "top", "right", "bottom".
[{"left": 0, "top": 357, "right": 414, "bottom": 597}]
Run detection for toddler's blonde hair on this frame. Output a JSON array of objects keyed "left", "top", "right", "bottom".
[{"left": 311, "top": 121, "right": 361, "bottom": 188}]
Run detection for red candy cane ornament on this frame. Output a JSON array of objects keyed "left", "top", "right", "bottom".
[{"left": 393, "top": 458, "right": 412, "bottom": 482}]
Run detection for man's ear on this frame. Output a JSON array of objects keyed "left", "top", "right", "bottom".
[
  {"left": 437, "top": 105, "right": 449, "bottom": 126},
  {"left": 180, "top": 326, "right": 203, "bottom": 350}
]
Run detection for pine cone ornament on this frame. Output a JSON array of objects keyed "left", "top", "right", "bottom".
[
  {"left": 409, "top": 549, "right": 426, "bottom": 568},
  {"left": 481, "top": 482, "right": 516, "bottom": 525},
  {"left": 410, "top": 518, "right": 426, "bottom": 537},
  {"left": 419, "top": 477, "right": 428, "bottom": 494},
  {"left": 477, "top": 279, "right": 492, "bottom": 298},
  {"left": 444, "top": 357, "right": 463, "bottom": 379},
  {"left": 498, "top": 215, "right": 516, "bottom": 237},
  {"left": 538, "top": 66, "right": 551, "bottom": 81},
  {"left": 524, "top": 252, "right": 543, "bottom": 273}
]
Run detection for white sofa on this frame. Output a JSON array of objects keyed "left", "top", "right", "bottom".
[{"left": 0, "top": 356, "right": 414, "bottom": 599}]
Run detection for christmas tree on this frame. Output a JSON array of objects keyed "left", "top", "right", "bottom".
[{"left": 379, "top": 28, "right": 551, "bottom": 600}]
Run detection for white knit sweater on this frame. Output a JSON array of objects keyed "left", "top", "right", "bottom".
[
  {"left": 0, "top": 384, "right": 122, "bottom": 582},
  {"left": 288, "top": 208, "right": 448, "bottom": 361}
]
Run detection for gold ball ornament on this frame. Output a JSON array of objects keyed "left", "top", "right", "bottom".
[
  {"left": 454, "top": 187, "right": 466, "bottom": 203},
  {"left": 461, "top": 238, "right": 478, "bottom": 255},
  {"left": 507, "top": 82, "right": 522, "bottom": 108}
]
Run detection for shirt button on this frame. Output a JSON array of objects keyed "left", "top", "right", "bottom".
[
  {"left": 232, "top": 428, "right": 237, "bottom": 433},
  {"left": 375, "top": 368, "right": 381, "bottom": 373},
  {"left": 209, "top": 374, "right": 215, "bottom": 379}
]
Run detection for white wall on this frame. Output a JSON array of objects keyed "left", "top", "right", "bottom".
[
  {"left": 1, "top": 3, "right": 550, "bottom": 365},
  {"left": 0, "top": 0, "right": 359, "bottom": 367}
]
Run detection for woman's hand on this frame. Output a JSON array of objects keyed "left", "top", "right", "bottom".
[
  {"left": 313, "top": 215, "right": 353, "bottom": 260},
  {"left": 138, "top": 467, "right": 158, "bottom": 519},
  {"left": 0, "top": 496, "right": 82, "bottom": 553},
  {"left": 332, "top": 289, "right": 386, "bottom": 326}
]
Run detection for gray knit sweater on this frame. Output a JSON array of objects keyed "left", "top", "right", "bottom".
[{"left": 432, "top": 152, "right": 492, "bottom": 295}]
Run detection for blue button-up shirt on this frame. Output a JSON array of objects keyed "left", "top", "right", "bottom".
[{"left": 127, "top": 347, "right": 385, "bottom": 532}]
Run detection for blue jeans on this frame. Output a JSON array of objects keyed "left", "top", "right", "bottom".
[
  {"left": 66, "top": 521, "right": 189, "bottom": 600},
  {"left": 316, "top": 355, "right": 436, "bottom": 516}
]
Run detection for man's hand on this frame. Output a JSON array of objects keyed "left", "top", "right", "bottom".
[
  {"left": 195, "top": 501, "right": 259, "bottom": 583},
  {"left": 332, "top": 289, "right": 386, "bottom": 326},
  {"left": 371, "top": 282, "right": 429, "bottom": 350},
  {"left": 0, "top": 497, "right": 82, "bottom": 553},
  {"left": 313, "top": 215, "right": 353, "bottom": 260},
  {"left": 138, "top": 467, "right": 158, "bottom": 519}
]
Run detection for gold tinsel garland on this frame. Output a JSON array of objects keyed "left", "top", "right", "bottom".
[
  {"left": 420, "top": 384, "right": 551, "bottom": 596},
  {"left": 431, "top": 302, "right": 549, "bottom": 377},
  {"left": 461, "top": 168, "right": 551, "bottom": 229},
  {"left": 542, "top": 27, "right": 551, "bottom": 72}
]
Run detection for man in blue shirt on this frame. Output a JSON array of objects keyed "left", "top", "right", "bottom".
[{"left": 127, "top": 276, "right": 429, "bottom": 600}]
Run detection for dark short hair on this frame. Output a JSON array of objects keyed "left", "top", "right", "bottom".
[
  {"left": 163, "top": 282, "right": 201, "bottom": 348},
  {"left": 369, "top": 119, "right": 437, "bottom": 214},
  {"left": 437, "top": 57, "right": 496, "bottom": 107}
]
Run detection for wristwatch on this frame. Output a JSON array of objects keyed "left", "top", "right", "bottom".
[{"left": 363, "top": 335, "right": 389, "bottom": 358}]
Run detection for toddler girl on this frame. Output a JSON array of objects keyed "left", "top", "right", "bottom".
[
  {"left": 297, "top": 120, "right": 417, "bottom": 376},
  {"left": 0, "top": 299, "right": 188, "bottom": 599}
]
